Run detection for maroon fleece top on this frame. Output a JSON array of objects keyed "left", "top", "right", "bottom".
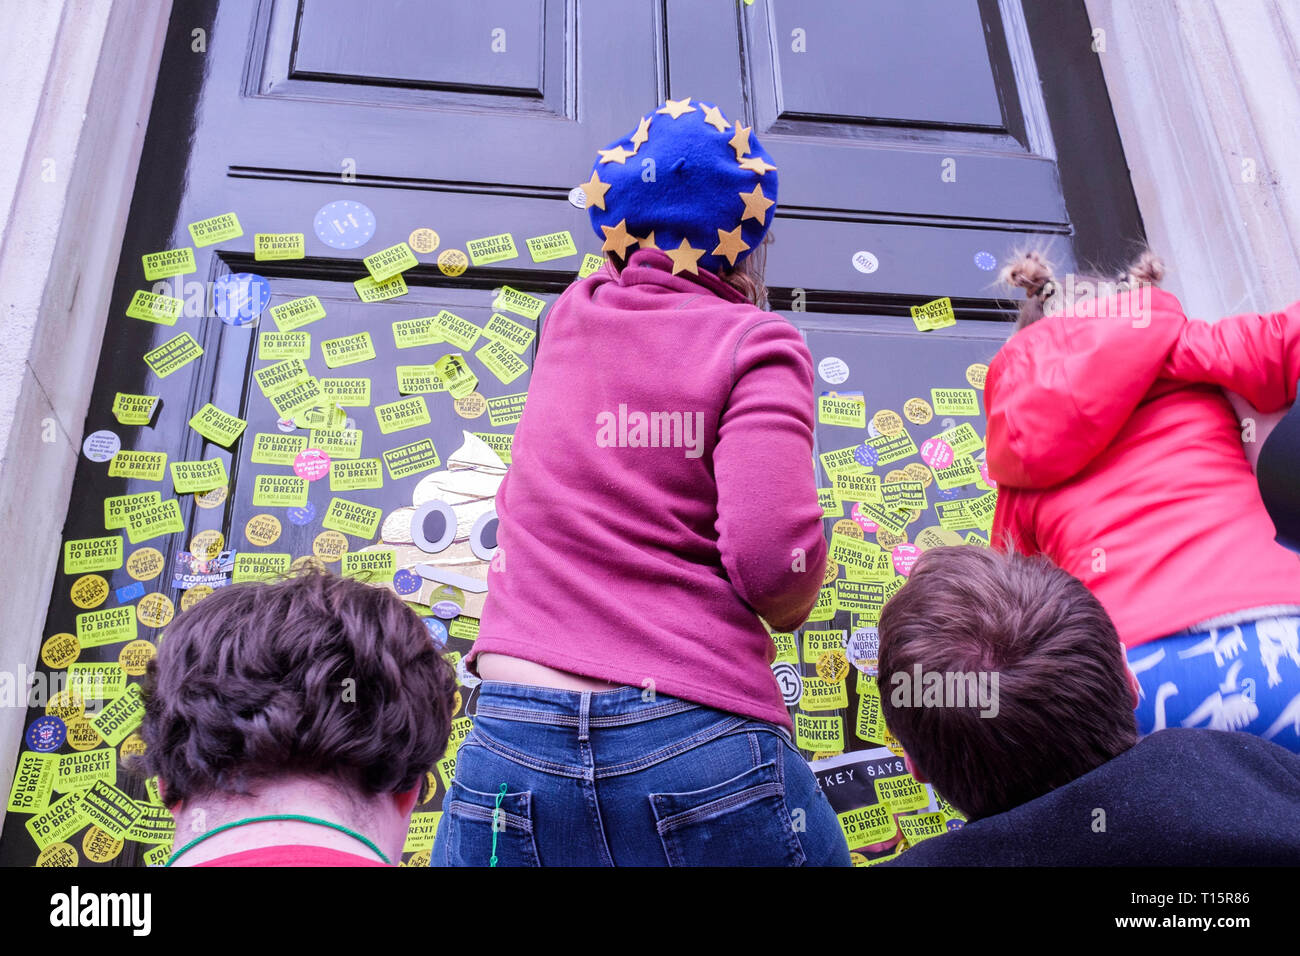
[{"left": 468, "top": 248, "right": 827, "bottom": 729}]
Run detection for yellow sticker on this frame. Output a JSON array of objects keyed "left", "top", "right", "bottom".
[
  {"left": 524, "top": 230, "right": 577, "bottom": 263},
  {"left": 66, "top": 717, "right": 102, "bottom": 752},
  {"left": 871, "top": 409, "right": 905, "bottom": 437},
  {"left": 818, "top": 396, "right": 866, "bottom": 428},
  {"left": 46, "top": 689, "right": 85, "bottom": 722},
  {"left": 143, "top": 332, "right": 203, "bottom": 378},
  {"left": 111, "top": 393, "right": 159, "bottom": 426},
  {"left": 270, "top": 295, "right": 327, "bottom": 332},
  {"left": 83, "top": 825, "right": 124, "bottom": 862},
  {"left": 820, "top": 445, "right": 868, "bottom": 479},
  {"left": 252, "top": 474, "right": 309, "bottom": 508},
  {"left": 876, "top": 528, "right": 907, "bottom": 549},
  {"left": 259, "top": 331, "right": 311, "bottom": 360},
  {"left": 875, "top": 774, "right": 931, "bottom": 813},
  {"left": 55, "top": 748, "right": 117, "bottom": 794},
  {"left": 833, "top": 471, "right": 882, "bottom": 505},
  {"left": 320, "top": 377, "right": 372, "bottom": 407},
  {"left": 312, "top": 530, "right": 349, "bottom": 563},
  {"left": 188, "top": 212, "right": 243, "bottom": 247},
  {"left": 245, "top": 513, "right": 282, "bottom": 547},
  {"left": 403, "top": 811, "right": 443, "bottom": 853},
  {"left": 935, "top": 422, "right": 984, "bottom": 456},
  {"left": 408, "top": 228, "right": 440, "bottom": 254},
  {"left": 136, "top": 593, "right": 175, "bottom": 629},
  {"left": 291, "top": 555, "right": 327, "bottom": 575},
  {"left": 254, "top": 232, "right": 305, "bottom": 261},
  {"left": 816, "top": 649, "right": 850, "bottom": 683},
  {"left": 375, "top": 395, "right": 431, "bottom": 434},
  {"left": 486, "top": 391, "right": 528, "bottom": 427},
  {"left": 392, "top": 315, "right": 443, "bottom": 350},
  {"left": 910, "top": 296, "right": 956, "bottom": 331},
  {"left": 436, "top": 249, "right": 469, "bottom": 277},
  {"left": 251, "top": 432, "right": 307, "bottom": 466},
  {"left": 322, "top": 498, "right": 383, "bottom": 540},
  {"left": 79, "top": 781, "right": 142, "bottom": 838},
  {"left": 170, "top": 458, "right": 229, "bottom": 494},
  {"left": 577, "top": 253, "right": 605, "bottom": 278},
  {"left": 902, "top": 398, "right": 933, "bottom": 425},
  {"left": 902, "top": 461, "right": 933, "bottom": 488},
  {"left": 122, "top": 548, "right": 163, "bottom": 584},
  {"left": 119, "top": 733, "right": 147, "bottom": 762},
  {"left": 310, "top": 427, "right": 364, "bottom": 460},
  {"left": 383, "top": 439, "right": 441, "bottom": 480},
  {"left": 930, "top": 388, "right": 980, "bottom": 417},
  {"left": 189, "top": 529, "right": 224, "bottom": 560},
  {"left": 794, "top": 713, "right": 844, "bottom": 752},
  {"left": 855, "top": 677, "right": 886, "bottom": 744},
  {"left": 7, "top": 752, "right": 55, "bottom": 814},
  {"left": 70, "top": 575, "right": 109, "bottom": 610},
  {"left": 141, "top": 247, "right": 196, "bottom": 280},
  {"left": 99, "top": 492, "right": 155, "bottom": 532},
  {"left": 964, "top": 531, "right": 990, "bottom": 548},
  {"left": 454, "top": 392, "right": 487, "bottom": 420},
  {"left": 329, "top": 458, "right": 383, "bottom": 492},
  {"left": 395, "top": 365, "right": 445, "bottom": 395},
  {"left": 188, "top": 403, "right": 248, "bottom": 446},
  {"left": 254, "top": 358, "right": 310, "bottom": 397},
  {"left": 882, "top": 480, "right": 927, "bottom": 511},
  {"left": 107, "top": 451, "right": 167, "bottom": 481},
  {"left": 483, "top": 313, "right": 536, "bottom": 354},
  {"left": 898, "top": 811, "right": 948, "bottom": 844},
  {"left": 801, "top": 676, "right": 848, "bottom": 711},
  {"left": 341, "top": 548, "right": 396, "bottom": 582},
  {"left": 67, "top": 663, "right": 126, "bottom": 700},
  {"left": 321, "top": 332, "right": 376, "bottom": 369},
  {"left": 41, "top": 632, "right": 80, "bottom": 669},
  {"left": 831, "top": 518, "right": 863, "bottom": 540},
  {"left": 35, "top": 841, "right": 79, "bottom": 867},
  {"left": 492, "top": 286, "right": 546, "bottom": 320},
  {"left": 232, "top": 552, "right": 291, "bottom": 583},
  {"left": 125, "top": 290, "right": 182, "bottom": 325},
  {"left": 64, "top": 536, "right": 124, "bottom": 575},
  {"left": 125, "top": 498, "right": 185, "bottom": 545},
  {"left": 429, "top": 310, "right": 481, "bottom": 351},
  {"left": 448, "top": 617, "right": 479, "bottom": 641},
  {"left": 195, "top": 485, "right": 228, "bottom": 509},
  {"left": 838, "top": 803, "right": 899, "bottom": 847},
  {"left": 180, "top": 585, "right": 213, "bottom": 612},
  {"left": 364, "top": 242, "right": 419, "bottom": 282},
  {"left": 118, "top": 639, "right": 157, "bottom": 676},
  {"left": 966, "top": 363, "right": 989, "bottom": 389},
  {"left": 431, "top": 354, "right": 479, "bottom": 399},
  {"left": 863, "top": 429, "right": 918, "bottom": 465},
  {"left": 90, "top": 684, "right": 145, "bottom": 747},
  {"left": 465, "top": 232, "right": 518, "bottom": 266},
  {"left": 931, "top": 454, "right": 980, "bottom": 490},
  {"left": 476, "top": 338, "right": 529, "bottom": 385},
  {"left": 354, "top": 272, "right": 408, "bottom": 302}
]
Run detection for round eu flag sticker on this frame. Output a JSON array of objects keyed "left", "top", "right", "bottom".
[
  {"left": 854, "top": 443, "right": 879, "bottom": 468},
  {"left": 393, "top": 569, "right": 421, "bottom": 595},
  {"left": 213, "top": 273, "right": 271, "bottom": 326},
  {"left": 286, "top": 501, "right": 317, "bottom": 526},
  {"left": 314, "top": 200, "right": 377, "bottom": 250},
  {"left": 26, "top": 716, "right": 66, "bottom": 753},
  {"left": 424, "top": 617, "right": 448, "bottom": 648}
]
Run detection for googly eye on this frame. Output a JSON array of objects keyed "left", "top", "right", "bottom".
[
  {"left": 470, "top": 510, "right": 499, "bottom": 561},
  {"left": 412, "top": 500, "right": 457, "bottom": 553}
]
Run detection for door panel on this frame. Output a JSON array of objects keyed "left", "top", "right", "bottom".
[{"left": 1, "top": 0, "right": 1140, "bottom": 865}]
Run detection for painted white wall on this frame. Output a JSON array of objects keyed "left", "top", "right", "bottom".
[
  {"left": 1084, "top": 0, "right": 1300, "bottom": 461},
  {"left": 0, "top": 0, "right": 170, "bottom": 828}
]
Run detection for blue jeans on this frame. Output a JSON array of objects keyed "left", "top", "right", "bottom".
[
  {"left": 1127, "top": 615, "right": 1300, "bottom": 753},
  {"left": 431, "top": 681, "right": 851, "bottom": 867}
]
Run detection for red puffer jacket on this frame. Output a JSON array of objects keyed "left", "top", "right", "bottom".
[{"left": 987, "top": 287, "right": 1300, "bottom": 649}]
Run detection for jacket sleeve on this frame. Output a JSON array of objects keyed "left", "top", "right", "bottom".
[
  {"left": 1164, "top": 300, "right": 1300, "bottom": 412},
  {"left": 714, "top": 317, "right": 828, "bottom": 631}
]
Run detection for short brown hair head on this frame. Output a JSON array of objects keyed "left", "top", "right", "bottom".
[
  {"left": 878, "top": 546, "right": 1137, "bottom": 820},
  {"left": 138, "top": 568, "right": 457, "bottom": 806}
]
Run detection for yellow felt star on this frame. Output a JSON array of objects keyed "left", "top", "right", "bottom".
[
  {"left": 712, "top": 225, "right": 751, "bottom": 267},
  {"left": 657, "top": 97, "right": 696, "bottom": 119},
  {"left": 629, "top": 115, "right": 652, "bottom": 150},
  {"left": 739, "top": 183, "right": 774, "bottom": 223},
  {"left": 702, "top": 104, "right": 730, "bottom": 133},
  {"left": 665, "top": 237, "right": 706, "bottom": 275},
  {"left": 737, "top": 155, "right": 777, "bottom": 175},
  {"left": 729, "top": 122, "right": 753, "bottom": 158},
  {"left": 600, "top": 218, "right": 639, "bottom": 257},
  {"left": 636, "top": 230, "right": 659, "bottom": 250},
  {"left": 580, "top": 170, "right": 611, "bottom": 210},
  {"left": 598, "top": 144, "right": 636, "bottom": 165}
]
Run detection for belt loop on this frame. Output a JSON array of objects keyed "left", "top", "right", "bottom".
[{"left": 578, "top": 691, "right": 592, "bottom": 742}]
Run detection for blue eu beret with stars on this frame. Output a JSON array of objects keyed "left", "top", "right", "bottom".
[{"left": 582, "top": 96, "right": 779, "bottom": 276}]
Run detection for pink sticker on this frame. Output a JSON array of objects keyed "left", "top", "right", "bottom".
[
  {"left": 920, "top": 437, "right": 954, "bottom": 471},
  {"left": 979, "top": 461, "right": 997, "bottom": 489},
  {"left": 892, "top": 544, "right": 921, "bottom": 576},
  {"left": 850, "top": 501, "right": 878, "bottom": 533},
  {"left": 293, "top": 448, "right": 331, "bottom": 481}
]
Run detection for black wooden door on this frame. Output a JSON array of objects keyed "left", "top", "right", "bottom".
[{"left": 1, "top": 0, "right": 1139, "bottom": 865}]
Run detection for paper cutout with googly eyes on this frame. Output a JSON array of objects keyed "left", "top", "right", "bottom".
[{"left": 357, "top": 431, "right": 506, "bottom": 618}]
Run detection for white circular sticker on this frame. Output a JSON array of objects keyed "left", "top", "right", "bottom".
[
  {"left": 866, "top": 420, "right": 882, "bottom": 439},
  {"left": 772, "top": 663, "right": 803, "bottom": 706},
  {"left": 456, "top": 657, "right": 481, "bottom": 689},
  {"left": 82, "top": 430, "right": 120, "bottom": 463},
  {"left": 851, "top": 250, "right": 879, "bottom": 274},
  {"left": 818, "top": 356, "right": 850, "bottom": 385},
  {"left": 275, "top": 417, "right": 297, "bottom": 433},
  {"left": 568, "top": 186, "right": 588, "bottom": 209}
]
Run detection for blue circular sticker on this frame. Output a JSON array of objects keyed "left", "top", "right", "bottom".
[
  {"left": 26, "top": 716, "right": 66, "bottom": 753},
  {"left": 432, "top": 600, "right": 460, "bottom": 620},
  {"left": 424, "top": 617, "right": 448, "bottom": 648},
  {"left": 393, "top": 568, "right": 422, "bottom": 595},
  {"left": 854, "top": 444, "right": 879, "bottom": 468},
  {"left": 936, "top": 485, "right": 964, "bottom": 500},
  {"left": 314, "top": 200, "right": 377, "bottom": 250},
  {"left": 286, "top": 501, "right": 317, "bottom": 526},
  {"left": 213, "top": 273, "right": 271, "bottom": 326},
  {"left": 974, "top": 250, "right": 997, "bottom": 271}
]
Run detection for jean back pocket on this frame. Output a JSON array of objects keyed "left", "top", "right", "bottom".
[{"left": 440, "top": 780, "right": 540, "bottom": 867}]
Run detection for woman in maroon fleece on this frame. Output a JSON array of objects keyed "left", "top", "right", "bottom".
[{"left": 433, "top": 98, "right": 849, "bottom": 867}]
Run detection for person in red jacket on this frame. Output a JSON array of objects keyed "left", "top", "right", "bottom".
[
  {"left": 433, "top": 97, "right": 849, "bottom": 866},
  {"left": 987, "top": 250, "right": 1300, "bottom": 752}
]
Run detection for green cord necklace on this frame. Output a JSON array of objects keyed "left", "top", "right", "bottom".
[{"left": 165, "top": 813, "right": 391, "bottom": 867}]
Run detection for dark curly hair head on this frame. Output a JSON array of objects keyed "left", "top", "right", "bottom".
[{"left": 137, "top": 567, "right": 457, "bottom": 807}]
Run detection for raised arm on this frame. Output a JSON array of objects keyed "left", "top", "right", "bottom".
[{"left": 1165, "top": 301, "right": 1300, "bottom": 412}]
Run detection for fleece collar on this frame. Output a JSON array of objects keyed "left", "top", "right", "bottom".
[{"left": 614, "top": 248, "right": 749, "bottom": 304}]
